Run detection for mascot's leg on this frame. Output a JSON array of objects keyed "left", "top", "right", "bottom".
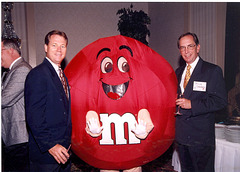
[
  {"left": 100, "top": 167, "right": 142, "bottom": 172},
  {"left": 123, "top": 166, "right": 142, "bottom": 172}
]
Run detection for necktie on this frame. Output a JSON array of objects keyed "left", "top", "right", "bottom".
[
  {"left": 184, "top": 65, "right": 191, "bottom": 89},
  {"left": 59, "top": 67, "right": 68, "bottom": 99},
  {"left": 2, "top": 69, "right": 10, "bottom": 83}
]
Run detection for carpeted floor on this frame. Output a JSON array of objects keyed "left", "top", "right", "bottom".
[{"left": 71, "top": 144, "right": 177, "bottom": 172}]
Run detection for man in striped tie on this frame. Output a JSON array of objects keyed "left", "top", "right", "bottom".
[{"left": 25, "top": 30, "right": 72, "bottom": 172}]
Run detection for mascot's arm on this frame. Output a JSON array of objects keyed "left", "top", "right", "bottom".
[
  {"left": 132, "top": 109, "right": 154, "bottom": 139},
  {"left": 85, "top": 110, "right": 104, "bottom": 137}
]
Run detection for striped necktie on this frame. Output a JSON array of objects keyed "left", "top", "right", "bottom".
[
  {"left": 184, "top": 65, "right": 191, "bottom": 89},
  {"left": 59, "top": 67, "right": 68, "bottom": 99}
]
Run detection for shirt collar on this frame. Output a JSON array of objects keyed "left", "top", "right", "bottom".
[
  {"left": 187, "top": 56, "right": 199, "bottom": 71},
  {"left": 45, "top": 57, "right": 60, "bottom": 76},
  {"left": 9, "top": 57, "right": 22, "bottom": 70},
  {"left": 180, "top": 56, "right": 199, "bottom": 93}
]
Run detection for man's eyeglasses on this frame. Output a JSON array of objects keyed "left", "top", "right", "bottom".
[{"left": 179, "top": 44, "right": 196, "bottom": 52}]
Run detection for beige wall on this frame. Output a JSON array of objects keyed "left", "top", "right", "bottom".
[
  {"left": 12, "top": 2, "right": 148, "bottom": 67},
  {"left": 10, "top": 2, "right": 226, "bottom": 71},
  {"left": 148, "top": 2, "right": 187, "bottom": 70}
]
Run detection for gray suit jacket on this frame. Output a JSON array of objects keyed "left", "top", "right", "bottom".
[{"left": 1, "top": 57, "right": 32, "bottom": 146}]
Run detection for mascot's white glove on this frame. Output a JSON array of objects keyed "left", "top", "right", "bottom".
[
  {"left": 131, "top": 119, "right": 147, "bottom": 137},
  {"left": 87, "top": 118, "right": 104, "bottom": 134}
]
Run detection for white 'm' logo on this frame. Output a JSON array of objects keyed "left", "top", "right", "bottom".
[{"left": 99, "top": 113, "right": 140, "bottom": 145}]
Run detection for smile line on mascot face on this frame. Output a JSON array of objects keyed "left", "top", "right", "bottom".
[{"left": 97, "top": 45, "right": 133, "bottom": 100}]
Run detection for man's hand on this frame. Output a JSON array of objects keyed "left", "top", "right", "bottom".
[
  {"left": 176, "top": 98, "right": 191, "bottom": 109},
  {"left": 87, "top": 118, "right": 104, "bottom": 134},
  {"left": 48, "top": 144, "right": 70, "bottom": 164}
]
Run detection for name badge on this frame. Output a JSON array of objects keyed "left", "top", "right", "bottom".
[{"left": 193, "top": 81, "right": 207, "bottom": 92}]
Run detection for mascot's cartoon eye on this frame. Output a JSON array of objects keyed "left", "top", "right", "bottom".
[
  {"left": 118, "top": 56, "right": 129, "bottom": 73},
  {"left": 101, "top": 57, "right": 113, "bottom": 73}
]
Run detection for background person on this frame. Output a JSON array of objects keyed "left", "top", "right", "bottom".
[
  {"left": 25, "top": 30, "right": 72, "bottom": 172},
  {"left": 175, "top": 32, "right": 227, "bottom": 172},
  {"left": 1, "top": 38, "right": 32, "bottom": 171}
]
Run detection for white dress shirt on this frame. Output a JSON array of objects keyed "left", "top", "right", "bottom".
[
  {"left": 45, "top": 57, "right": 61, "bottom": 78},
  {"left": 180, "top": 56, "right": 199, "bottom": 93},
  {"left": 9, "top": 57, "right": 22, "bottom": 70}
]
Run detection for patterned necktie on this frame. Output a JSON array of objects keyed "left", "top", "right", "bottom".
[
  {"left": 59, "top": 67, "right": 68, "bottom": 99},
  {"left": 184, "top": 65, "right": 191, "bottom": 89}
]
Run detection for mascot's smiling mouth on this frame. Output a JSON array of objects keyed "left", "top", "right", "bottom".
[{"left": 102, "top": 81, "right": 129, "bottom": 100}]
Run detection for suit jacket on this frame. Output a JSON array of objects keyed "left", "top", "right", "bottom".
[
  {"left": 25, "top": 58, "right": 71, "bottom": 163},
  {"left": 1, "top": 58, "right": 32, "bottom": 146},
  {"left": 175, "top": 57, "right": 227, "bottom": 146}
]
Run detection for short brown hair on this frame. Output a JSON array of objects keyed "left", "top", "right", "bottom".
[
  {"left": 177, "top": 32, "right": 199, "bottom": 49},
  {"left": 44, "top": 30, "right": 68, "bottom": 46}
]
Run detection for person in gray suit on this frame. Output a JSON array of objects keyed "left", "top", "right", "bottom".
[{"left": 1, "top": 38, "right": 32, "bottom": 171}]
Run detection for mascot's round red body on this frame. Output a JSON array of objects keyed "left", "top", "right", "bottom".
[{"left": 65, "top": 35, "right": 177, "bottom": 170}]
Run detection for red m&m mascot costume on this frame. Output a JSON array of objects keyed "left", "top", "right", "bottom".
[{"left": 65, "top": 35, "right": 177, "bottom": 171}]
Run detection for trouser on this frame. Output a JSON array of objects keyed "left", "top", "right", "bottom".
[
  {"left": 30, "top": 160, "right": 71, "bottom": 172},
  {"left": 2, "top": 141, "right": 29, "bottom": 172},
  {"left": 175, "top": 142, "right": 215, "bottom": 172}
]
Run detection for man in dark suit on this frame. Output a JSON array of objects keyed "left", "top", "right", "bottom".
[
  {"left": 2, "top": 38, "right": 32, "bottom": 171},
  {"left": 25, "top": 30, "right": 72, "bottom": 171},
  {"left": 175, "top": 32, "right": 227, "bottom": 172}
]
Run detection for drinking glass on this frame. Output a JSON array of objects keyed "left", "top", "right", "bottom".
[{"left": 175, "top": 93, "right": 184, "bottom": 116}]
